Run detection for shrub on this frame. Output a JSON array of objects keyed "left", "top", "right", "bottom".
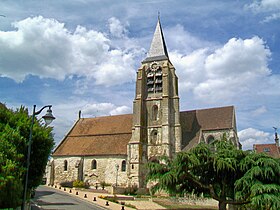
[
  {"left": 100, "top": 181, "right": 110, "bottom": 189},
  {"left": 60, "top": 181, "right": 73, "bottom": 188},
  {"left": 105, "top": 195, "right": 119, "bottom": 203},
  {"left": 124, "top": 184, "right": 138, "bottom": 195},
  {"left": 73, "top": 180, "right": 85, "bottom": 188}
]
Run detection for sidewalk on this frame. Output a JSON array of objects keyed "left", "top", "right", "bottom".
[{"left": 48, "top": 185, "right": 166, "bottom": 210}]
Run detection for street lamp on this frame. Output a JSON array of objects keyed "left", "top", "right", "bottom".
[
  {"left": 115, "top": 164, "right": 119, "bottom": 187},
  {"left": 22, "top": 105, "right": 55, "bottom": 210}
]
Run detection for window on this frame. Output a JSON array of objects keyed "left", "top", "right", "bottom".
[
  {"left": 151, "top": 130, "right": 157, "bottom": 145},
  {"left": 207, "top": 136, "right": 215, "bottom": 151},
  {"left": 91, "top": 159, "right": 97, "bottom": 169},
  {"left": 131, "top": 164, "right": 134, "bottom": 169},
  {"left": 64, "top": 160, "right": 68, "bottom": 171},
  {"left": 152, "top": 105, "right": 158, "bottom": 121},
  {"left": 263, "top": 148, "right": 270, "bottom": 152},
  {"left": 207, "top": 135, "right": 215, "bottom": 144},
  {"left": 121, "top": 160, "right": 126, "bottom": 172},
  {"left": 147, "top": 65, "right": 162, "bottom": 93}
]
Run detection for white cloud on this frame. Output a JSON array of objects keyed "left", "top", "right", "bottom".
[
  {"left": 82, "top": 102, "right": 131, "bottom": 117},
  {"left": 247, "top": 0, "right": 280, "bottom": 12},
  {"left": 171, "top": 36, "right": 272, "bottom": 104},
  {"left": 251, "top": 105, "right": 267, "bottom": 116},
  {"left": 261, "top": 12, "right": 280, "bottom": 22},
  {"left": 246, "top": 0, "right": 280, "bottom": 23},
  {"left": 165, "top": 24, "right": 216, "bottom": 54},
  {"left": 0, "top": 16, "right": 140, "bottom": 86},
  {"left": 238, "top": 127, "right": 273, "bottom": 150},
  {"left": 109, "top": 105, "right": 131, "bottom": 115},
  {"left": 205, "top": 37, "right": 271, "bottom": 78},
  {"left": 170, "top": 49, "right": 209, "bottom": 92},
  {"left": 108, "top": 17, "right": 128, "bottom": 38}
]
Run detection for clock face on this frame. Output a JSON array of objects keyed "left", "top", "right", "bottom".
[{"left": 150, "top": 62, "right": 158, "bottom": 71}]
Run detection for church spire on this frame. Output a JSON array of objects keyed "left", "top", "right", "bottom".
[{"left": 144, "top": 17, "right": 169, "bottom": 62}]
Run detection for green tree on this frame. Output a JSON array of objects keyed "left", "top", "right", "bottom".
[
  {"left": 235, "top": 153, "right": 280, "bottom": 209},
  {"left": 0, "top": 103, "right": 54, "bottom": 208},
  {"left": 146, "top": 137, "right": 280, "bottom": 210}
]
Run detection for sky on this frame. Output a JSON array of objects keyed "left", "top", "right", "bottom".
[{"left": 0, "top": 0, "right": 280, "bottom": 150}]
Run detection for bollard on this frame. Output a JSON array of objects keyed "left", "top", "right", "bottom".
[
  {"left": 69, "top": 189, "right": 72, "bottom": 193},
  {"left": 84, "top": 194, "right": 87, "bottom": 198},
  {"left": 121, "top": 206, "right": 125, "bottom": 210},
  {"left": 64, "top": 188, "right": 66, "bottom": 191},
  {"left": 93, "top": 197, "right": 96, "bottom": 201},
  {"left": 76, "top": 191, "right": 79, "bottom": 195},
  {"left": 106, "top": 201, "right": 109, "bottom": 206}
]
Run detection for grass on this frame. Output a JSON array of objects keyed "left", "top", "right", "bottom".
[{"left": 153, "top": 198, "right": 218, "bottom": 210}]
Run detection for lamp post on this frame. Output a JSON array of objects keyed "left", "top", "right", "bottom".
[
  {"left": 22, "top": 105, "right": 55, "bottom": 210},
  {"left": 115, "top": 164, "right": 119, "bottom": 187}
]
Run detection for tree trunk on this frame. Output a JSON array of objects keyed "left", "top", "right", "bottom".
[{"left": 219, "top": 201, "right": 227, "bottom": 210}]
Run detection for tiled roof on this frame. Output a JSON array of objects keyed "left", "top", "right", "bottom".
[
  {"left": 53, "top": 114, "right": 133, "bottom": 156},
  {"left": 53, "top": 106, "right": 235, "bottom": 156},
  {"left": 254, "top": 143, "right": 280, "bottom": 158},
  {"left": 181, "top": 106, "right": 235, "bottom": 150},
  {"left": 70, "top": 114, "right": 133, "bottom": 136}
]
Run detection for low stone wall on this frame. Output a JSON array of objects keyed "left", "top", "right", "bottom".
[
  {"left": 108, "top": 186, "right": 126, "bottom": 194},
  {"left": 174, "top": 196, "right": 218, "bottom": 206}
]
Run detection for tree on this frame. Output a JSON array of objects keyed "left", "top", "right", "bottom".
[
  {"left": 146, "top": 137, "right": 280, "bottom": 210},
  {"left": 235, "top": 153, "right": 280, "bottom": 209},
  {"left": 0, "top": 103, "right": 54, "bottom": 208}
]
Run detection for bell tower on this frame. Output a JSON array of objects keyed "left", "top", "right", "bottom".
[{"left": 127, "top": 18, "right": 182, "bottom": 188}]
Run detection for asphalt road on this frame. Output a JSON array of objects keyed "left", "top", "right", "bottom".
[{"left": 31, "top": 185, "right": 105, "bottom": 210}]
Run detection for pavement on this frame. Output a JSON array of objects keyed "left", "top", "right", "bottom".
[{"left": 44, "top": 185, "right": 166, "bottom": 210}]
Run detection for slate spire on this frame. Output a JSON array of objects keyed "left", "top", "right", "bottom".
[{"left": 144, "top": 17, "right": 169, "bottom": 62}]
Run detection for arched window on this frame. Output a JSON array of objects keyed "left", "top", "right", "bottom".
[
  {"left": 151, "top": 130, "right": 157, "bottom": 145},
  {"left": 152, "top": 105, "right": 158, "bottom": 121},
  {"left": 64, "top": 160, "right": 68, "bottom": 171},
  {"left": 121, "top": 160, "right": 126, "bottom": 172},
  {"left": 91, "top": 159, "right": 97, "bottom": 170},
  {"left": 131, "top": 164, "right": 134, "bottom": 169},
  {"left": 207, "top": 135, "right": 215, "bottom": 144},
  {"left": 207, "top": 135, "right": 216, "bottom": 151}
]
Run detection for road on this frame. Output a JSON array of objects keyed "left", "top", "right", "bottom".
[{"left": 32, "top": 185, "right": 105, "bottom": 210}]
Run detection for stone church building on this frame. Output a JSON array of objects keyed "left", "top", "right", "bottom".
[{"left": 47, "top": 19, "right": 241, "bottom": 188}]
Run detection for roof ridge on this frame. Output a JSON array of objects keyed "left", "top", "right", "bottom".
[
  {"left": 180, "top": 105, "right": 234, "bottom": 113},
  {"left": 68, "top": 132, "right": 132, "bottom": 137},
  {"left": 79, "top": 113, "right": 133, "bottom": 120}
]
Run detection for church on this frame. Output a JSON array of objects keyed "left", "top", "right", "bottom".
[{"left": 47, "top": 19, "right": 241, "bottom": 188}]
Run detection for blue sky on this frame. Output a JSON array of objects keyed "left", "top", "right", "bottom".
[{"left": 1, "top": 0, "right": 280, "bottom": 150}]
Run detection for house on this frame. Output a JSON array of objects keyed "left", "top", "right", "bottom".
[{"left": 254, "top": 130, "right": 280, "bottom": 158}]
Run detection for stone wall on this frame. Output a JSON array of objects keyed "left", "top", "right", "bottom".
[
  {"left": 83, "top": 155, "right": 128, "bottom": 186},
  {"left": 52, "top": 155, "right": 129, "bottom": 187},
  {"left": 201, "top": 129, "right": 239, "bottom": 148},
  {"left": 53, "top": 157, "right": 81, "bottom": 185}
]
